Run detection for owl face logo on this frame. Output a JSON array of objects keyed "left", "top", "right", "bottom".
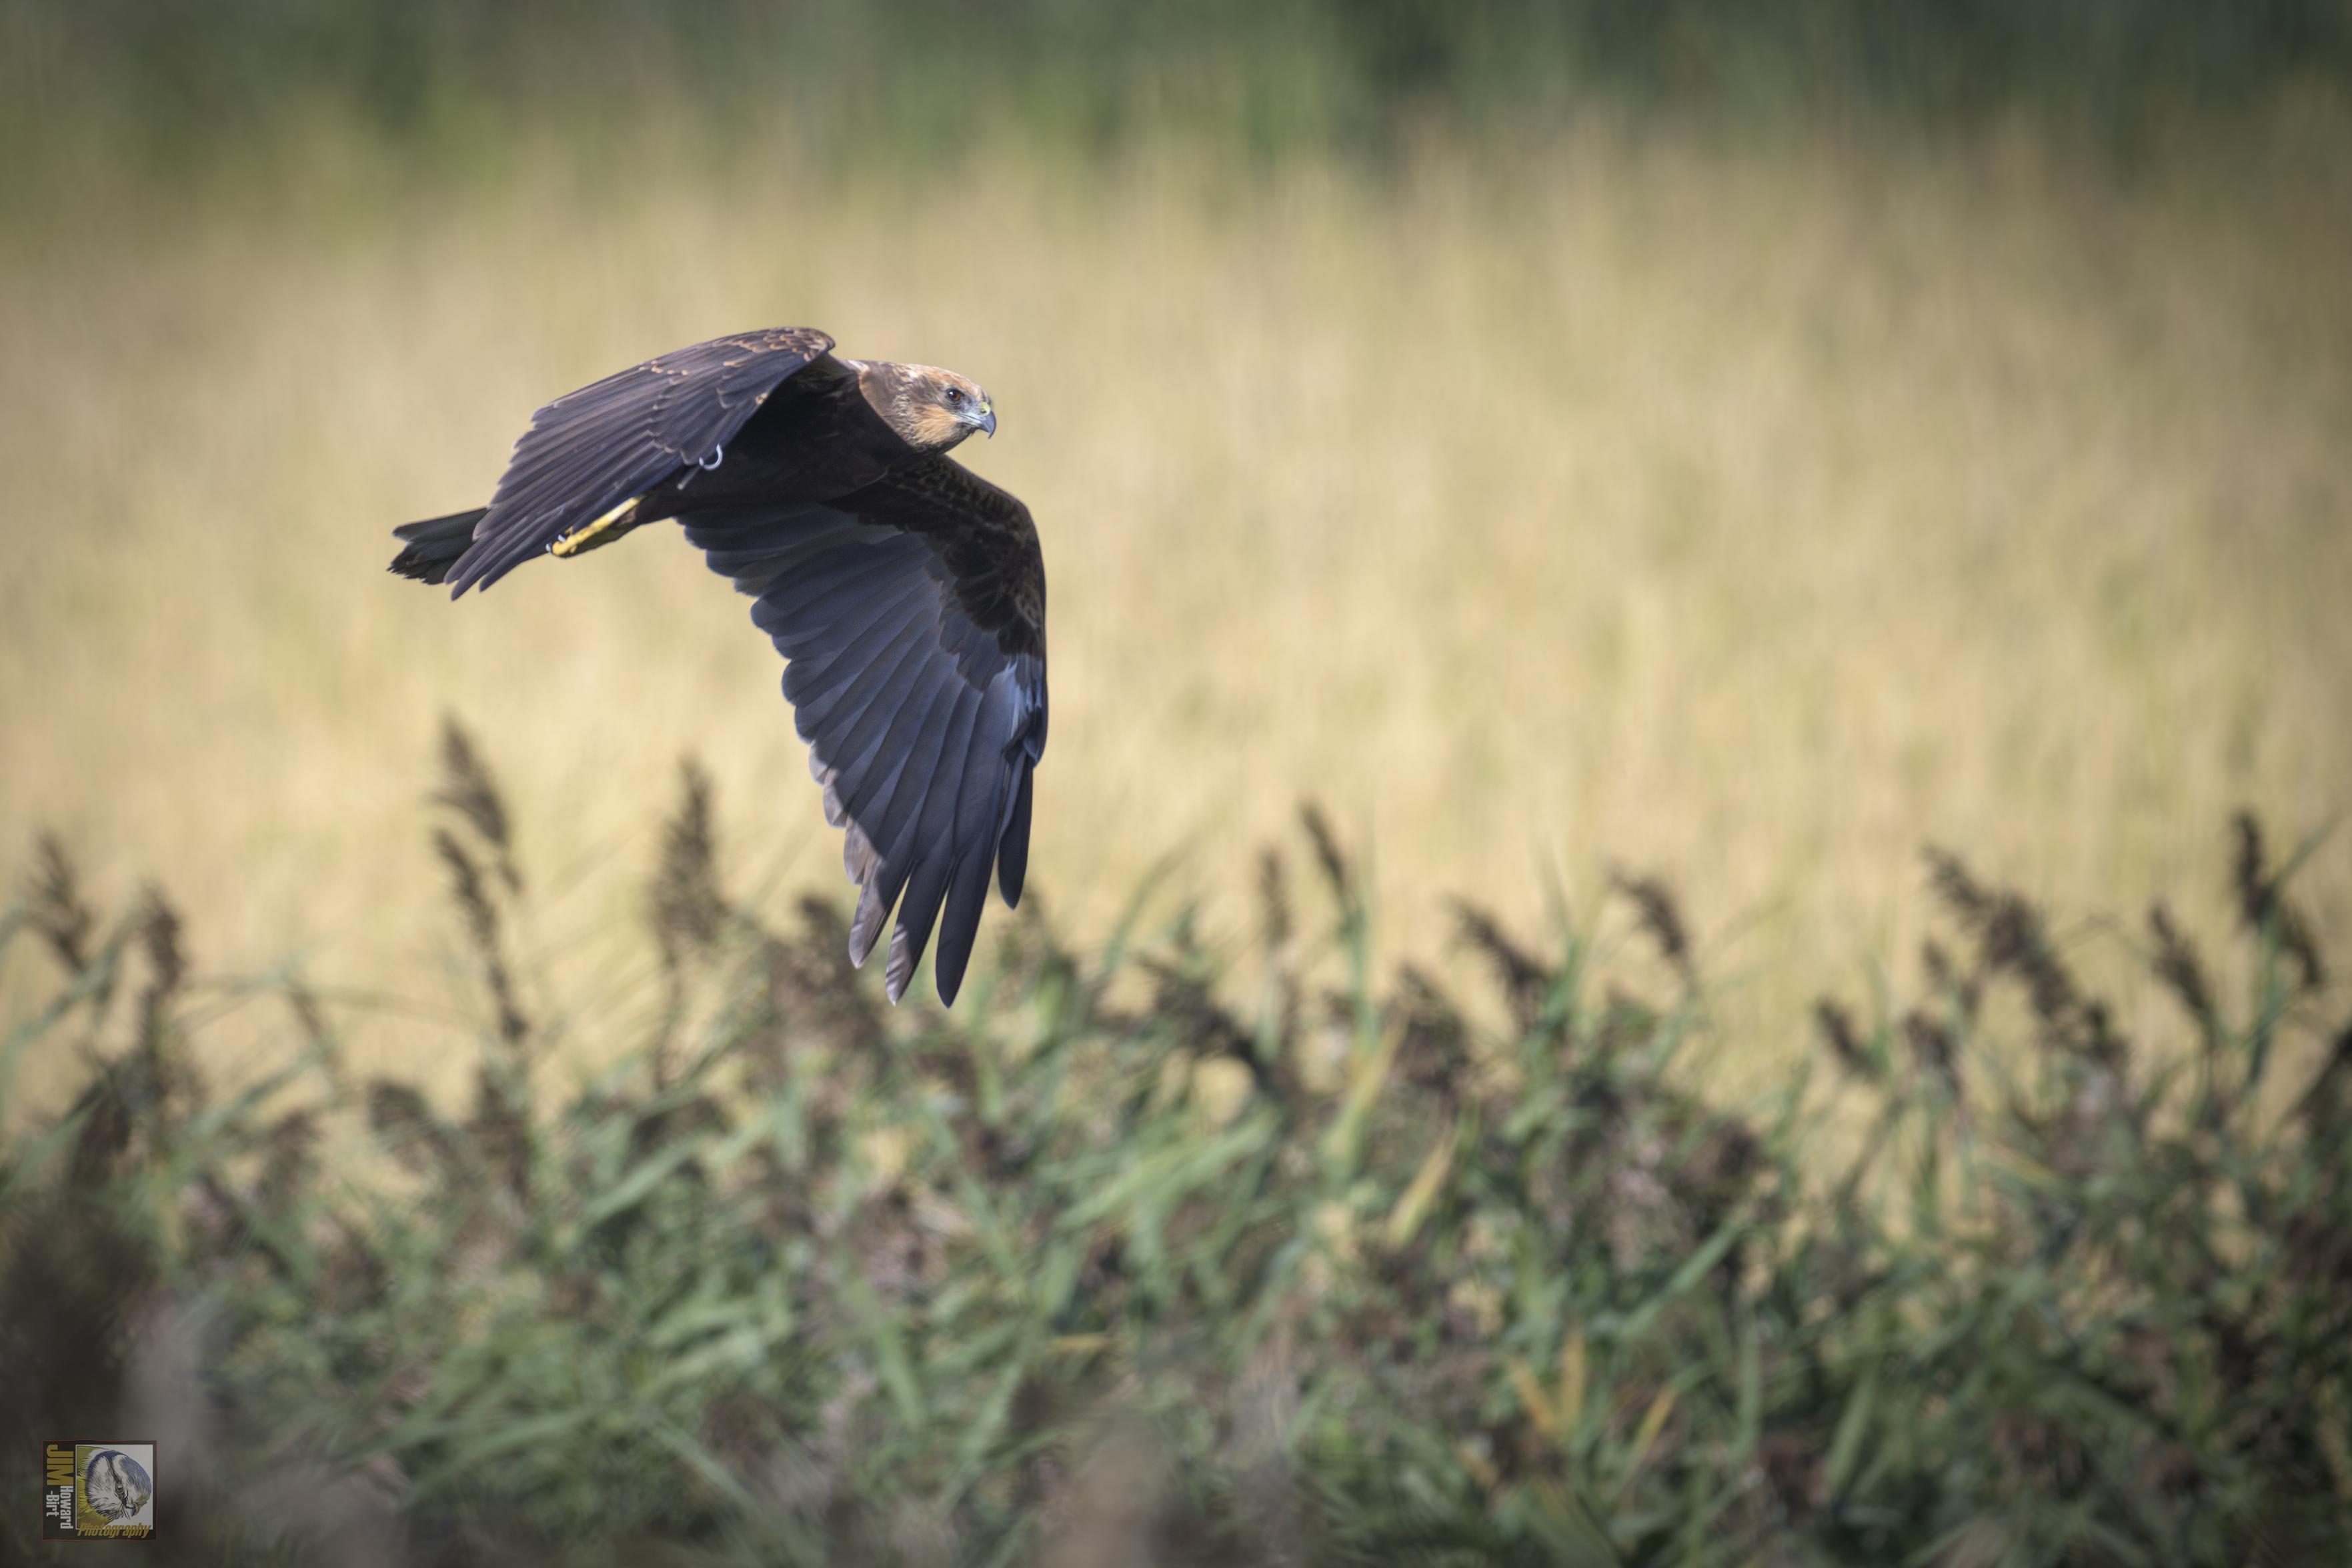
[{"left": 84, "top": 1449, "right": 154, "bottom": 1524}]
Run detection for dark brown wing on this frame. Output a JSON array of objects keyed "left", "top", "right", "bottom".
[
  {"left": 443, "top": 327, "right": 837, "bottom": 597},
  {"left": 682, "top": 455, "right": 1048, "bottom": 1005}
]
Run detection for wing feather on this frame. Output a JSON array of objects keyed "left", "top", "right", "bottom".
[
  {"left": 446, "top": 327, "right": 835, "bottom": 597},
  {"left": 683, "top": 454, "right": 1046, "bottom": 1003},
  {"left": 879, "top": 684, "right": 986, "bottom": 1002},
  {"left": 754, "top": 552, "right": 913, "bottom": 645},
  {"left": 832, "top": 666, "right": 964, "bottom": 967},
  {"left": 801, "top": 625, "right": 938, "bottom": 779},
  {"left": 790, "top": 593, "right": 938, "bottom": 735},
  {"left": 996, "top": 764, "right": 1035, "bottom": 907},
  {"left": 932, "top": 671, "right": 1024, "bottom": 1001},
  {"left": 844, "top": 675, "right": 968, "bottom": 876}
]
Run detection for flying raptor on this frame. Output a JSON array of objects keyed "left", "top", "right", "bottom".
[{"left": 389, "top": 328, "right": 1047, "bottom": 1006}]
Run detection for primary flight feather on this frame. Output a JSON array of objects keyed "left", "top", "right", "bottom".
[{"left": 389, "top": 329, "right": 1048, "bottom": 1007}]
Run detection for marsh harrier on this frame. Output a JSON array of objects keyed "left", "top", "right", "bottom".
[{"left": 390, "top": 328, "right": 1046, "bottom": 1007}]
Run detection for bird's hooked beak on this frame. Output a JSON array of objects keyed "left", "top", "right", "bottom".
[{"left": 972, "top": 398, "right": 996, "bottom": 438}]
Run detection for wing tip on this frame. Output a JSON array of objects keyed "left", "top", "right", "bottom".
[
  {"left": 884, "top": 922, "right": 918, "bottom": 1005},
  {"left": 996, "top": 764, "right": 1036, "bottom": 909},
  {"left": 849, "top": 873, "right": 892, "bottom": 971}
]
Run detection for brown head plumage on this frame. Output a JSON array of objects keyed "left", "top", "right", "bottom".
[{"left": 855, "top": 361, "right": 997, "bottom": 453}]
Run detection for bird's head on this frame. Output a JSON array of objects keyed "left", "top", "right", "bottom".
[{"left": 868, "top": 363, "right": 996, "bottom": 453}]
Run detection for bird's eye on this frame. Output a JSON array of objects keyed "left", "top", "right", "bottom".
[{"left": 944, "top": 387, "right": 965, "bottom": 405}]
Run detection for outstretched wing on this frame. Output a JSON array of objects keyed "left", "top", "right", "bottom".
[
  {"left": 444, "top": 327, "right": 836, "bottom": 597},
  {"left": 684, "top": 455, "right": 1048, "bottom": 1005}
]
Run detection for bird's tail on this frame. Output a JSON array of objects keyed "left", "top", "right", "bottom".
[{"left": 388, "top": 509, "right": 487, "bottom": 587}]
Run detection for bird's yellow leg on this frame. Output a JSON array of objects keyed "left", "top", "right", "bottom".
[{"left": 550, "top": 497, "right": 644, "bottom": 558}]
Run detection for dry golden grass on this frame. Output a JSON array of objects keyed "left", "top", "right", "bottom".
[{"left": 4, "top": 126, "right": 2349, "bottom": 1090}]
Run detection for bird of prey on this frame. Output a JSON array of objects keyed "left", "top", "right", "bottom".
[{"left": 389, "top": 328, "right": 1046, "bottom": 1006}]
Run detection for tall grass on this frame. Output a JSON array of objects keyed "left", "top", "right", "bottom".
[{"left": 3, "top": 729, "right": 2347, "bottom": 1564}]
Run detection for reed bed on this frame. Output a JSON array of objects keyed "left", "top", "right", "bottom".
[{"left": 3, "top": 729, "right": 2346, "bottom": 1564}]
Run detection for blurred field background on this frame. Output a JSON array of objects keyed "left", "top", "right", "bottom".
[
  {"left": 7, "top": 5, "right": 2352, "bottom": 1563},
  {"left": 4, "top": 1, "right": 2351, "bottom": 1088}
]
